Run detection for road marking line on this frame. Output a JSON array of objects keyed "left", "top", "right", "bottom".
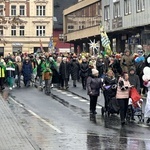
[
  {"left": 66, "top": 94, "right": 73, "bottom": 96},
  {"left": 9, "top": 97, "right": 63, "bottom": 134},
  {"left": 60, "top": 92, "right": 67, "bottom": 94},
  {"left": 79, "top": 99, "right": 87, "bottom": 102},
  {"left": 73, "top": 96, "right": 79, "bottom": 99}
]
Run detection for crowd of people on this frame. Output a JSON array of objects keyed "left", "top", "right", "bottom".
[{"left": 0, "top": 44, "right": 150, "bottom": 126}]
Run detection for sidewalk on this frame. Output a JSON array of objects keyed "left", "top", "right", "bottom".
[{"left": 0, "top": 95, "right": 39, "bottom": 150}]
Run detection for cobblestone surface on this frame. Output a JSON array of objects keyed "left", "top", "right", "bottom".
[{"left": 0, "top": 95, "right": 38, "bottom": 150}]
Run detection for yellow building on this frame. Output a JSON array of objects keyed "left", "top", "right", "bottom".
[{"left": 0, "top": 0, "right": 53, "bottom": 56}]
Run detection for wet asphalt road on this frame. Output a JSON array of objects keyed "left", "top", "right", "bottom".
[{"left": 8, "top": 84, "right": 150, "bottom": 150}]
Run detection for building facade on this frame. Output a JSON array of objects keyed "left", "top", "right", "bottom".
[
  {"left": 103, "top": 0, "right": 150, "bottom": 53},
  {"left": 63, "top": 0, "right": 102, "bottom": 54},
  {"left": 0, "top": 0, "right": 53, "bottom": 56},
  {"left": 53, "top": 0, "right": 77, "bottom": 53}
]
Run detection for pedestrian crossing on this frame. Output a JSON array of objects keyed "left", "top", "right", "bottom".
[{"left": 53, "top": 88, "right": 102, "bottom": 110}]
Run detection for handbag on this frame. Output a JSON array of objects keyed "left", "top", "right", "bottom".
[{"left": 129, "top": 87, "right": 141, "bottom": 104}]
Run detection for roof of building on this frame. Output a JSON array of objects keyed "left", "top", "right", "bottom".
[{"left": 54, "top": 0, "right": 78, "bottom": 30}]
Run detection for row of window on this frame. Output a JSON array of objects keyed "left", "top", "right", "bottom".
[
  {"left": 0, "top": 5, "right": 46, "bottom": 16},
  {"left": 104, "top": 0, "right": 145, "bottom": 20},
  {"left": 0, "top": 26, "right": 46, "bottom": 36}
]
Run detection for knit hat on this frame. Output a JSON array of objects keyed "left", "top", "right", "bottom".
[
  {"left": 129, "top": 67, "right": 135, "bottom": 72},
  {"left": 92, "top": 69, "right": 99, "bottom": 75}
]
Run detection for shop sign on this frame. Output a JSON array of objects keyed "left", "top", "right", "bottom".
[
  {"left": 128, "top": 38, "right": 140, "bottom": 45},
  {"left": 12, "top": 43, "right": 23, "bottom": 46}
]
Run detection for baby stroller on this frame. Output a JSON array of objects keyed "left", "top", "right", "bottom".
[
  {"left": 126, "top": 98, "right": 144, "bottom": 122},
  {"left": 101, "top": 84, "right": 119, "bottom": 116}
]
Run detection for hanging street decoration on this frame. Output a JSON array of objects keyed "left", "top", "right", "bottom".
[{"left": 88, "top": 39, "right": 100, "bottom": 55}]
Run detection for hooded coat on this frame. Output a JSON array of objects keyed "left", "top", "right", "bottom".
[
  {"left": 22, "top": 61, "right": 32, "bottom": 81},
  {"left": 129, "top": 68, "right": 141, "bottom": 93}
]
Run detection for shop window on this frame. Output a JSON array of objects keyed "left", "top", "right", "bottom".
[{"left": 12, "top": 47, "right": 22, "bottom": 55}]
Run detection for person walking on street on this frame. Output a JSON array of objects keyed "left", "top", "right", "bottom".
[
  {"left": 6, "top": 60, "right": 15, "bottom": 90},
  {"left": 80, "top": 56, "right": 89, "bottom": 90},
  {"left": 42, "top": 60, "right": 52, "bottom": 95},
  {"left": 129, "top": 67, "right": 141, "bottom": 93},
  {"left": 87, "top": 69, "right": 102, "bottom": 115},
  {"left": 116, "top": 72, "right": 131, "bottom": 125},
  {"left": 22, "top": 57, "right": 32, "bottom": 87},
  {"left": 120, "top": 49, "right": 134, "bottom": 73},
  {"left": 15, "top": 56, "right": 22, "bottom": 88},
  {"left": 59, "top": 57, "right": 70, "bottom": 90},
  {"left": 70, "top": 54, "right": 80, "bottom": 87},
  {"left": 0, "top": 58, "right": 6, "bottom": 90},
  {"left": 103, "top": 69, "right": 117, "bottom": 113},
  {"left": 96, "top": 55, "right": 105, "bottom": 78}
]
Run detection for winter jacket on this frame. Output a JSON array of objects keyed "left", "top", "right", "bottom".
[
  {"left": 59, "top": 61, "right": 70, "bottom": 80},
  {"left": 0, "top": 63, "right": 5, "bottom": 78},
  {"left": 15, "top": 62, "right": 22, "bottom": 76},
  {"left": 36, "top": 60, "right": 45, "bottom": 77},
  {"left": 116, "top": 77, "right": 131, "bottom": 99},
  {"left": 70, "top": 59, "right": 80, "bottom": 80},
  {"left": 129, "top": 73, "right": 140, "bottom": 93},
  {"left": 120, "top": 55, "right": 134, "bottom": 73},
  {"left": 112, "top": 59, "right": 122, "bottom": 75},
  {"left": 80, "top": 61, "right": 89, "bottom": 77},
  {"left": 22, "top": 61, "right": 32, "bottom": 80},
  {"left": 96, "top": 60, "right": 105, "bottom": 77},
  {"left": 103, "top": 75, "right": 117, "bottom": 86},
  {"left": 86, "top": 75, "right": 102, "bottom": 96}
]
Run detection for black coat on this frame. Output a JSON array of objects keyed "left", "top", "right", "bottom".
[
  {"left": 96, "top": 60, "right": 105, "bottom": 77},
  {"left": 87, "top": 75, "right": 102, "bottom": 96},
  {"left": 80, "top": 61, "right": 89, "bottom": 77},
  {"left": 59, "top": 61, "right": 70, "bottom": 80},
  {"left": 70, "top": 59, "right": 80, "bottom": 80}
]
